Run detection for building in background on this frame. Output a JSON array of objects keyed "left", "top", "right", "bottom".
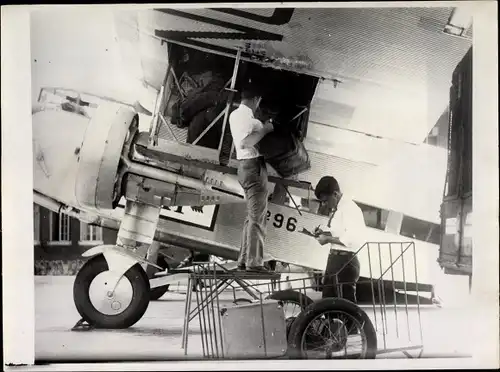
[
  {"left": 33, "top": 204, "right": 193, "bottom": 276},
  {"left": 33, "top": 204, "right": 116, "bottom": 275}
]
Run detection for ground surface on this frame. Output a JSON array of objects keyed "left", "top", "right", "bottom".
[{"left": 35, "top": 276, "right": 472, "bottom": 362}]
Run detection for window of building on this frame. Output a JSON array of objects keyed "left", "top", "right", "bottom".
[
  {"left": 49, "top": 211, "right": 71, "bottom": 244},
  {"left": 79, "top": 222, "right": 103, "bottom": 244},
  {"left": 400, "top": 215, "right": 441, "bottom": 245},
  {"left": 354, "top": 202, "right": 389, "bottom": 231},
  {"left": 34, "top": 204, "right": 40, "bottom": 244}
]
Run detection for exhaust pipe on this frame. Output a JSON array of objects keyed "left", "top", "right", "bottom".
[{"left": 33, "top": 190, "right": 100, "bottom": 224}]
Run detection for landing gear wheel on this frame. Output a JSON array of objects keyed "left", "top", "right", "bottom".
[
  {"left": 148, "top": 255, "right": 170, "bottom": 301},
  {"left": 287, "top": 298, "right": 377, "bottom": 359},
  {"left": 266, "top": 290, "right": 314, "bottom": 338},
  {"left": 73, "top": 254, "right": 150, "bottom": 329}
]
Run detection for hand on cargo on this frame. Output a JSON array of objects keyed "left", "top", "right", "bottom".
[{"left": 264, "top": 118, "right": 275, "bottom": 132}]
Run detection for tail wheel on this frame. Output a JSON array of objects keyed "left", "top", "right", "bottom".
[
  {"left": 73, "top": 254, "right": 150, "bottom": 329},
  {"left": 287, "top": 298, "right": 377, "bottom": 359},
  {"left": 149, "top": 255, "right": 170, "bottom": 301}
]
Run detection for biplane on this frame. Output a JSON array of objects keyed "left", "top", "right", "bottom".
[{"left": 31, "top": 6, "right": 472, "bottom": 329}]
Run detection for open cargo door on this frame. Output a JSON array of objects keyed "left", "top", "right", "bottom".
[
  {"left": 113, "top": 8, "right": 319, "bottom": 176},
  {"left": 438, "top": 47, "right": 473, "bottom": 276}
]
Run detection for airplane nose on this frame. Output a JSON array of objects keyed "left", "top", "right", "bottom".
[
  {"left": 32, "top": 109, "right": 89, "bottom": 209},
  {"left": 32, "top": 102, "right": 138, "bottom": 212}
]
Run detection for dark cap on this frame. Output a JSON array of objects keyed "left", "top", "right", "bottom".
[
  {"left": 314, "top": 176, "right": 340, "bottom": 199},
  {"left": 240, "top": 79, "right": 262, "bottom": 101}
]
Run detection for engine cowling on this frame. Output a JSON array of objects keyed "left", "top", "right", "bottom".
[{"left": 75, "top": 103, "right": 138, "bottom": 210}]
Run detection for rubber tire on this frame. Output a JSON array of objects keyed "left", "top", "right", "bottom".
[
  {"left": 149, "top": 255, "right": 170, "bottom": 301},
  {"left": 285, "top": 316, "right": 298, "bottom": 339},
  {"left": 73, "top": 254, "right": 151, "bottom": 329},
  {"left": 266, "top": 290, "right": 314, "bottom": 311},
  {"left": 287, "top": 298, "right": 377, "bottom": 359}
]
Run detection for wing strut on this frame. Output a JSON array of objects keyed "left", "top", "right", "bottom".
[
  {"left": 284, "top": 185, "right": 303, "bottom": 216},
  {"left": 219, "top": 48, "right": 241, "bottom": 163}
]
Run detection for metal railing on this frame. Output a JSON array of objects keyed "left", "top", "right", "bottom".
[{"left": 180, "top": 241, "right": 426, "bottom": 359}]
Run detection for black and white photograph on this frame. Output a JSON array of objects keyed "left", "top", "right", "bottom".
[{"left": 2, "top": 2, "right": 498, "bottom": 370}]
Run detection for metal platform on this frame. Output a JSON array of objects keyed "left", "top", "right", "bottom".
[
  {"left": 180, "top": 263, "right": 282, "bottom": 358},
  {"left": 180, "top": 242, "right": 426, "bottom": 360}
]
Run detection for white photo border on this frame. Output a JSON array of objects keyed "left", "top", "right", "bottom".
[{"left": 2, "top": 1, "right": 498, "bottom": 370}]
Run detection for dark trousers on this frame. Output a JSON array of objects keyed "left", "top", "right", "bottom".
[
  {"left": 322, "top": 250, "right": 361, "bottom": 303},
  {"left": 237, "top": 157, "right": 268, "bottom": 268}
]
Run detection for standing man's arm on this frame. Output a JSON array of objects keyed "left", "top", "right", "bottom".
[{"left": 240, "top": 119, "right": 274, "bottom": 147}]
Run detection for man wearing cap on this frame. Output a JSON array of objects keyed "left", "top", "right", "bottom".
[{"left": 313, "top": 176, "right": 367, "bottom": 303}]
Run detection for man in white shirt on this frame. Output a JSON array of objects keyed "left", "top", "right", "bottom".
[
  {"left": 313, "top": 176, "right": 367, "bottom": 303},
  {"left": 229, "top": 87, "right": 274, "bottom": 272}
]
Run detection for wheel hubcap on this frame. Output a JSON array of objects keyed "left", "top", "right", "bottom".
[{"left": 89, "top": 271, "right": 133, "bottom": 316}]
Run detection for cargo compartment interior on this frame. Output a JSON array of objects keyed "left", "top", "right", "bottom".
[{"left": 161, "top": 43, "right": 320, "bottom": 148}]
